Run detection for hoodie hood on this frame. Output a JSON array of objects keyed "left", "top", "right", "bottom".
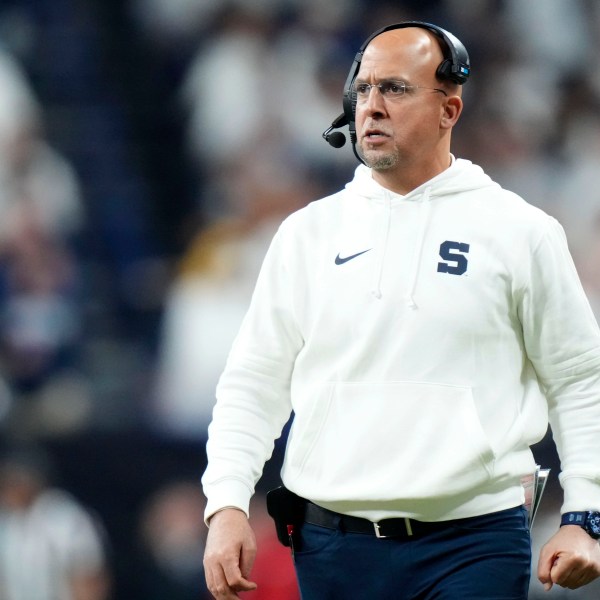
[{"left": 344, "top": 157, "right": 501, "bottom": 304}]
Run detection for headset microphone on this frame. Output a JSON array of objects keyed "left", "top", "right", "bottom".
[
  {"left": 322, "top": 113, "right": 348, "bottom": 148},
  {"left": 324, "top": 131, "right": 346, "bottom": 148},
  {"left": 322, "top": 112, "right": 363, "bottom": 163}
]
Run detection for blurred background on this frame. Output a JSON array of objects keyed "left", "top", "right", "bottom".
[{"left": 0, "top": 0, "right": 599, "bottom": 598}]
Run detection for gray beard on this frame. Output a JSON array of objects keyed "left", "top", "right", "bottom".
[
  {"left": 369, "top": 154, "right": 398, "bottom": 170},
  {"left": 358, "top": 144, "right": 399, "bottom": 170}
]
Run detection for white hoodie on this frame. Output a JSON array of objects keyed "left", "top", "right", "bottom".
[{"left": 203, "top": 158, "right": 600, "bottom": 523}]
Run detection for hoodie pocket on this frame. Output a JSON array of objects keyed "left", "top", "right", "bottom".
[{"left": 287, "top": 381, "right": 496, "bottom": 501}]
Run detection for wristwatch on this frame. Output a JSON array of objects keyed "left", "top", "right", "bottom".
[{"left": 560, "top": 511, "right": 600, "bottom": 540}]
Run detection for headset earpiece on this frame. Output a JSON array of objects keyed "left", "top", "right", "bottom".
[{"left": 436, "top": 58, "right": 454, "bottom": 82}]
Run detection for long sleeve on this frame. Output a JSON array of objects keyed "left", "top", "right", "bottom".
[
  {"left": 202, "top": 227, "right": 304, "bottom": 520},
  {"left": 518, "top": 217, "right": 600, "bottom": 512}
]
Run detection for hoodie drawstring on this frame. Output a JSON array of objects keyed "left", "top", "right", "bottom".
[
  {"left": 370, "top": 186, "right": 433, "bottom": 305},
  {"left": 406, "top": 187, "right": 432, "bottom": 309},
  {"left": 370, "top": 191, "right": 392, "bottom": 299}
]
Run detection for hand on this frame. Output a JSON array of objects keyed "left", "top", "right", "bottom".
[
  {"left": 203, "top": 508, "right": 258, "bottom": 599},
  {"left": 538, "top": 525, "right": 600, "bottom": 591}
]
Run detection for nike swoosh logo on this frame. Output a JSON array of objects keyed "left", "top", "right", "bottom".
[{"left": 335, "top": 249, "right": 372, "bottom": 265}]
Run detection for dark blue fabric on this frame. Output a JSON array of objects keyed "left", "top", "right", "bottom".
[{"left": 293, "top": 505, "right": 531, "bottom": 599}]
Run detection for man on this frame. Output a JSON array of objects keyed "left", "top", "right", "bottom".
[
  {"left": 202, "top": 22, "right": 600, "bottom": 599},
  {"left": 0, "top": 446, "right": 111, "bottom": 600}
]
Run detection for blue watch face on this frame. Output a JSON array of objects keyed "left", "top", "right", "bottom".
[{"left": 589, "top": 513, "right": 600, "bottom": 536}]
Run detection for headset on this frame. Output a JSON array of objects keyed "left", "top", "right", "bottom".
[{"left": 322, "top": 21, "right": 471, "bottom": 160}]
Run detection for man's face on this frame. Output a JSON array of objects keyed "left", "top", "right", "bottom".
[
  {"left": 354, "top": 29, "right": 449, "bottom": 172},
  {"left": 0, "top": 467, "right": 42, "bottom": 509}
]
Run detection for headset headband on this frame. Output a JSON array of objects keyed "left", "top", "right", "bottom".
[{"left": 354, "top": 21, "right": 470, "bottom": 84}]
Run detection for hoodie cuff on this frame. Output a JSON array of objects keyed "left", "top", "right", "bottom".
[
  {"left": 559, "top": 475, "right": 600, "bottom": 512},
  {"left": 204, "top": 478, "right": 253, "bottom": 525}
]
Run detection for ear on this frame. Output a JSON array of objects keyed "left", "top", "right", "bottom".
[{"left": 440, "top": 95, "right": 463, "bottom": 130}]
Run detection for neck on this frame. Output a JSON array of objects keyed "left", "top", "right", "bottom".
[{"left": 371, "top": 152, "right": 452, "bottom": 195}]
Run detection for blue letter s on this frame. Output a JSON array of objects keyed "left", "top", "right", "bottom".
[{"left": 437, "top": 241, "right": 470, "bottom": 275}]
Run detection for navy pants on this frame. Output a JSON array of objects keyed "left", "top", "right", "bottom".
[{"left": 293, "top": 506, "right": 531, "bottom": 599}]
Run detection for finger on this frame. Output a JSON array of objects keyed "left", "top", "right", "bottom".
[
  {"left": 537, "top": 549, "right": 555, "bottom": 587},
  {"left": 205, "top": 564, "right": 222, "bottom": 599},
  {"left": 205, "top": 570, "right": 215, "bottom": 598},
  {"left": 568, "top": 574, "right": 592, "bottom": 590},
  {"left": 239, "top": 541, "right": 258, "bottom": 582},
  {"left": 204, "top": 557, "right": 226, "bottom": 598},
  {"left": 207, "top": 564, "right": 240, "bottom": 600},
  {"left": 551, "top": 560, "right": 576, "bottom": 589},
  {"left": 222, "top": 557, "right": 257, "bottom": 593},
  {"left": 563, "top": 569, "right": 598, "bottom": 590},
  {"left": 232, "top": 579, "right": 258, "bottom": 593}
]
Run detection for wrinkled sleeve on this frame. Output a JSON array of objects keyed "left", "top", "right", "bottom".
[
  {"left": 202, "top": 225, "right": 304, "bottom": 521},
  {"left": 518, "top": 217, "right": 600, "bottom": 512}
]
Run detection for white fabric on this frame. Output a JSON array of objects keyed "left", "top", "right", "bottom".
[{"left": 203, "top": 159, "right": 600, "bottom": 523}]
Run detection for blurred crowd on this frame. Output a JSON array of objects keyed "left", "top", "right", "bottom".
[{"left": 0, "top": 0, "right": 599, "bottom": 597}]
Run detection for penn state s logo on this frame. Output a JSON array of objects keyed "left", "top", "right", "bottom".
[{"left": 437, "top": 241, "right": 470, "bottom": 275}]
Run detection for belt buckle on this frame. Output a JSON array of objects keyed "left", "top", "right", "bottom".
[
  {"left": 373, "top": 518, "right": 414, "bottom": 539},
  {"left": 373, "top": 522, "right": 387, "bottom": 539}
]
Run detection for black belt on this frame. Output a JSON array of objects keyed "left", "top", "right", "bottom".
[{"left": 305, "top": 502, "right": 448, "bottom": 539}]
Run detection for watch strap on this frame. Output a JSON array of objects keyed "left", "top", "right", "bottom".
[
  {"left": 560, "top": 511, "right": 600, "bottom": 540},
  {"left": 560, "top": 511, "right": 588, "bottom": 527}
]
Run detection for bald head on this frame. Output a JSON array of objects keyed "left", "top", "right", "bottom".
[{"left": 361, "top": 27, "right": 461, "bottom": 96}]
